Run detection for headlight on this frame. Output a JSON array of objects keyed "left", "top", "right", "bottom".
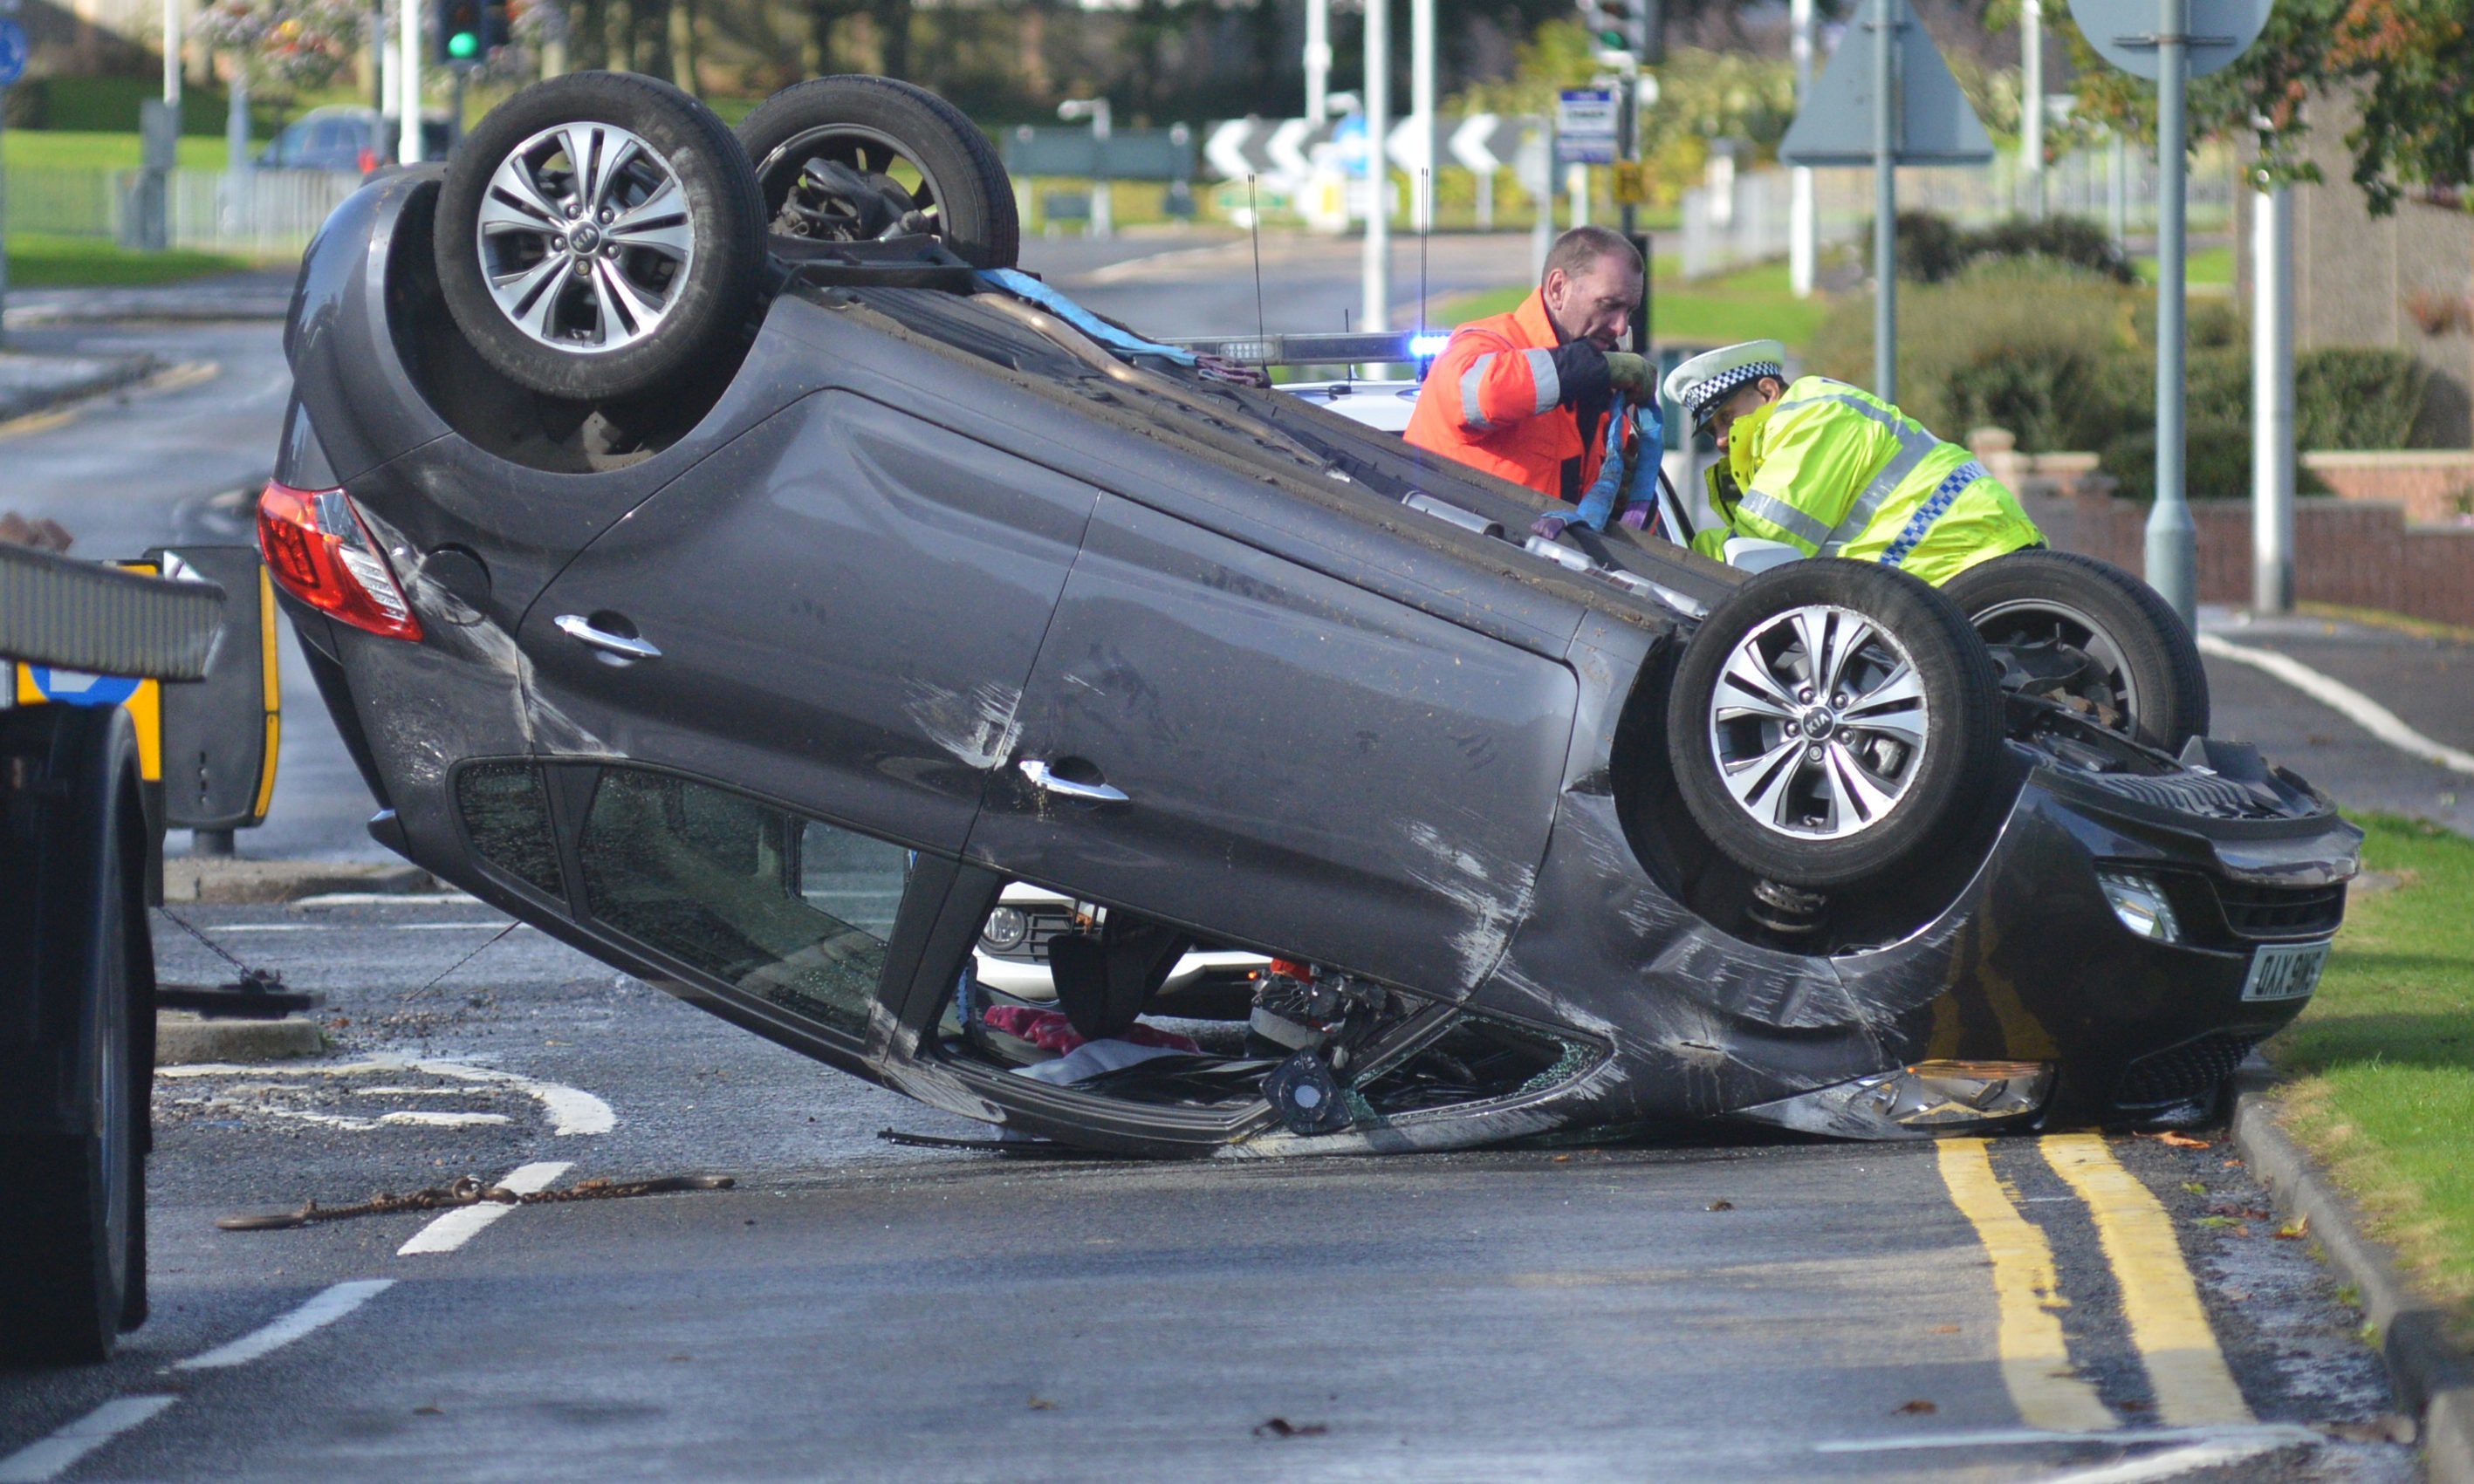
[
  {"left": 980, "top": 906, "right": 1030, "bottom": 953},
  {"left": 2098, "top": 869, "right": 2183, "bottom": 942}
]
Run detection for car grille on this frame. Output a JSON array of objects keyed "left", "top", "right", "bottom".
[
  {"left": 2114, "top": 1032, "right": 2263, "bottom": 1109},
  {"left": 2212, "top": 879, "right": 2346, "bottom": 940},
  {"left": 983, "top": 906, "right": 1080, "bottom": 962},
  {"left": 2082, "top": 770, "right": 2292, "bottom": 822}
]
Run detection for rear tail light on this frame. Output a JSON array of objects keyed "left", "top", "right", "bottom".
[{"left": 257, "top": 482, "right": 424, "bottom": 641}]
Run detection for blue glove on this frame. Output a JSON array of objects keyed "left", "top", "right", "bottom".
[
  {"left": 1567, "top": 395, "right": 1629, "bottom": 532},
  {"left": 1531, "top": 513, "right": 1571, "bottom": 541},
  {"left": 1571, "top": 394, "right": 1665, "bottom": 533}
]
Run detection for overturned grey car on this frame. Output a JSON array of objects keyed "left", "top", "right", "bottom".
[{"left": 262, "top": 72, "right": 2358, "bottom": 1155}]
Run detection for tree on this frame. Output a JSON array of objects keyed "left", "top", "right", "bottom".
[{"left": 2044, "top": 0, "right": 2472, "bottom": 213}]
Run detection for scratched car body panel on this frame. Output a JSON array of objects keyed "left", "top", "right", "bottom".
[{"left": 271, "top": 166, "right": 2361, "bottom": 1155}]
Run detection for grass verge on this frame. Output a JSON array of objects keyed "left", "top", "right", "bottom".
[
  {"left": 1442, "top": 258, "right": 1829, "bottom": 352},
  {"left": 3, "top": 235, "right": 257, "bottom": 287},
  {"left": 2133, "top": 243, "right": 2234, "bottom": 288},
  {"left": 3, "top": 130, "right": 241, "bottom": 172},
  {"left": 2271, "top": 813, "right": 2474, "bottom": 1341}
]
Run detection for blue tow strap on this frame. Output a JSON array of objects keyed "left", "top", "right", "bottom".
[{"left": 976, "top": 268, "right": 1199, "bottom": 366}]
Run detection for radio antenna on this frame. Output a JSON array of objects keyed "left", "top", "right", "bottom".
[
  {"left": 1417, "top": 168, "right": 1431, "bottom": 346},
  {"left": 1247, "top": 175, "right": 1267, "bottom": 352}
]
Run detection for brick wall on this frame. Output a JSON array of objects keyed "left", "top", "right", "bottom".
[
  {"left": 2301, "top": 451, "right": 2474, "bottom": 525},
  {"left": 2023, "top": 492, "right": 2474, "bottom": 628}
]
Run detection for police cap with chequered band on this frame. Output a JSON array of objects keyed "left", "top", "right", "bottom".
[{"left": 1663, "top": 340, "right": 1789, "bottom": 434}]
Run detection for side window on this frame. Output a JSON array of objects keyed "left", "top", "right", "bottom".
[
  {"left": 455, "top": 761, "right": 565, "bottom": 899},
  {"left": 579, "top": 768, "right": 909, "bottom": 1037}
]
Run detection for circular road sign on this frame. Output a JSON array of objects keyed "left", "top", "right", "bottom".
[
  {"left": 2068, "top": 0, "right": 2272, "bottom": 80},
  {"left": 0, "top": 18, "right": 27, "bottom": 86}
]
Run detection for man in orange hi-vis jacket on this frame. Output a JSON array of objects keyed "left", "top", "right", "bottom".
[{"left": 1405, "top": 226, "right": 1662, "bottom": 528}]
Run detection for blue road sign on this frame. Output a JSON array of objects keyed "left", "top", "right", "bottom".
[
  {"left": 28, "top": 666, "right": 142, "bottom": 707},
  {"left": 0, "top": 19, "right": 27, "bottom": 86}
]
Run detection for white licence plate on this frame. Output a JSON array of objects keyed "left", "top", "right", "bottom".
[{"left": 2242, "top": 940, "right": 2332, "bottom": 1002}]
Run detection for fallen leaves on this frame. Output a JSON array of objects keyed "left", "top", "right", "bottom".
[
  {"left": 2275, "top": 1216, "right": 2310, "bottom": 1241},
  {"left": 1893, "top": 1399, "right": 1937, "bottom": 1415},
  {"left": 1253, "top": 1418, "right": 1328, "bottom": 1439},
  {"left": 1028, "top": 1398, "right": 1058, "bottom": 1412},
  {"left": 1706, "top": 1199, "right": 1735, "bottom": 1212},
  {"left": 1928, "top": 1324, "right": 1960, "bottom": 1335},
  {"left": 2151, "top": 1131, "right": 2213, "bottom": 1150}
]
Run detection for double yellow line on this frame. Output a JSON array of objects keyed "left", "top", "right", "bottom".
[{"left": 1937, "top": 1133, "right": 2252, "bottom": 1433}]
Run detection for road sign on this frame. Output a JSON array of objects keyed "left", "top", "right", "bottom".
[
  {"left": 1555, "top": 89, "right": 1620, "bottom": 166},
  {"left": 1777, "top": 0, "right": 1994, "bottom": 166},
  {"left": 24, "top": 667, "right": 141, "bottom": 708},
  {"left": 1203, "top": 114, "right": 1533, "bottom": 182},
  {"left": 0, "top": 17, "right": 27, "bottom": 85},
  {"left": 2068, "top": 0, "right": 2272, "bottom": 79},
  {"left": 1448, "top": 114, "right": 1522, "bottom": 174}
]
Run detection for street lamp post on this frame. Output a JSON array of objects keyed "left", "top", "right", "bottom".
[{"left": 1058, "top": 97, "right": 1113, "bottom": 239}]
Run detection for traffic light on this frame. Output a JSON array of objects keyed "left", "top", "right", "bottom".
[
  {"left": 1576, "top": 0, "right": 1661, "bottom": 64},
  {"left": 435, "top": 0, "right": 507, "bottom": 65}
]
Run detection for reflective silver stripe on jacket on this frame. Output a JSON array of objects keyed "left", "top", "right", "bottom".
[
  {"left": 1456, "top": 346, "right": 1561, "bottom": 430},
  {"left": 1457, "top": 354, "right": 1500, "bottom": 432},
  {"left": 1521, "top": 347, "right": 1561, "bottom": 415},
  {"left": 1735, "top": 489, "right": 1830, "bottom": 548},
  {"left": 1772, "top": 389, "right": 1942, "bottom": 554}
]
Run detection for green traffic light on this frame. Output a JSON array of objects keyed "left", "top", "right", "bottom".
[
  {"left": 1596, "top": 27, "right": 1625, "bottom": 45},
  {"left": 448, "top": 30, "right": 478, "bottom": 57}
]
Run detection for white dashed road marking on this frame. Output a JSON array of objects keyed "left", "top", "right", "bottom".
[
  {"left": 0, "top": 1398, "right": 181, "bottom": 1483},
  {"left": 175, "top": 1279, "right": 397, "bottom": 1371},
  {"left": 398, "top": 1160, "right": 572, "bottom": 1255}
]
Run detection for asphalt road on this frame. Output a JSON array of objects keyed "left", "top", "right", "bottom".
[
  {"left": 0, "top": 242, "right": 2461, "bottom": 1481},
  {"left": 0, "top": 892, "right": 2416, "bottom": 1481}
]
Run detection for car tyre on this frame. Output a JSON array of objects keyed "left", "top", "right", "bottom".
[
  {"left": 1666, "top": 561, "right": 2002, "bottom": 892},
  {"left": 0, "top": 711, "right": 143, "bottom": 1366},
  {"left": 434, "top": 71, "right": 766, "bottom": 400},
  {"left": 1943, "top": 549, "right": 2210, "bottom": 751},
  {"left": 737, "top": 75, "right": 1019, "bottom": 269}
]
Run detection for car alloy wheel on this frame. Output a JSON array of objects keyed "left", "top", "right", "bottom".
[
  {"left": 1707, "top": 603, "right": 1930, "bottom": 840},
  {"left": 478, "top": 122, "right": 696, "bottom": 356},
  {"left": 1972, "top": 595, "right": 2141, "bottom": 729}
]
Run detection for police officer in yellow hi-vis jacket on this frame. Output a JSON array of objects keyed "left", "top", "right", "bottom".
[{"left": 1662, "top": 340, "right": 2045, "bottom": 586}]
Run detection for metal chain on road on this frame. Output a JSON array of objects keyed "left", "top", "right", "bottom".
[
  {"left": 154, "top": 906, "right": 288, "bottom": 992},
  {"left": 218, "top": 1173, "right": 736, "bottom": 1231},
  {"left": 400, "top": 919, "right": 523, "bottom": 1002}
]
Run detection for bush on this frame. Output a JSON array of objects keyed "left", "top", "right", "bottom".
[
  {"left": 1964, "top": 215, "right": 2139, "bottom": 285},
  {"left": 1864, "top": 211, "right": 2135, "bottom": 285},
  {"left": 1811, "top": 258, "right": 2144, "bottom": 450},
  {"left": 2296, "top": 348, "right": 2431, "bottom": 450},
  {"left": 2098, "top": 420, "right": 2257, "bottom": 503}
]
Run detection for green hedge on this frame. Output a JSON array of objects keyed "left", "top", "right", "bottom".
[
  {"left": 1863, "top": 211, "right": 2137, "bottom": 286},
  {"left": 1812, "top": 259, "right": 2440, "bottom": 496}
]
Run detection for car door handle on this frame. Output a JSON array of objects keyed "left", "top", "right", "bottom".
[
  {"left": 1018, "top": 758, "right": 1128, "bottom": 804},
  {"left": 555, "top": 613, "right": 661, "bottom": 661}
]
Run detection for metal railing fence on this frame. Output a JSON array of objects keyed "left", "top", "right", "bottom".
[{"left": 4, "top": 166, "right": 360, "bottom": 254}]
